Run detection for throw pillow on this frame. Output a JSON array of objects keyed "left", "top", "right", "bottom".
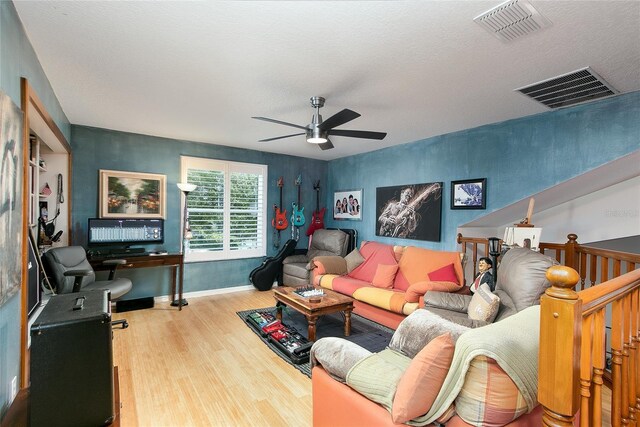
[
  {"left": 372, "top": 264, "right": 399, "bottom": 289},
  {"left": 427, "top": 263, "right": 459, "bottom": 284},
  {"left": 392, "top": 333, "right": 455, "bottom": 423},
  {"left": 405, "top": 280, "right": 461, "bottom": 303},
  {"left": 344, "top": 248, "right": 365, "bottom": 273},
  {"left": 455, "top": 355, "right": 528, "bottom": 425},
  {"left": 467, "top": 283, "right": 500, "bottom": 322}
]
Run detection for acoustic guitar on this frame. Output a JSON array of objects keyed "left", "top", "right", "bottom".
[{"left": 306, "top": 180, "right": 326, "bottom": 236}]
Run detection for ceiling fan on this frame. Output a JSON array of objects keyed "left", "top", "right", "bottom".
[{"left": 252, "top": 96, "right": 387, "bottom": 151}]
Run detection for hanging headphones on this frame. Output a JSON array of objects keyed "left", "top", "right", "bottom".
[{"left": 38, "top": 174, "right": 64, "bottom": 246}]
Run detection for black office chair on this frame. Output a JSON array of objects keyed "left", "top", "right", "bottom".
[{"left": 42, "top": 246, "right": 132, "bottom": 328}]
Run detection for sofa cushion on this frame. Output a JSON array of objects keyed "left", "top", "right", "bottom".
[
  {"left": 372, "top": 264, "right": 399, "bottom": 289},
  {"left": 388, "top": 309, "right": 469, "bottom": 358},
  {"left": 344, "top": 248, "right": 365, "bottom": 273},
  {"left": 455, "top": 355, "right": 529, "bottom": 425},
  {"left": 330, "top": 276, "right": 371, "bottom": 297},
  {"left": 427, "top": 263, "right": 459, "bottom": 284},
  {"left": 496, "top": 248, "right": 558, "bottom": 313},
  {"left": 467, "top": 284, "right": 500, "bottom": 322},
  {"left": 282, "top": 262, "right": 309, "bottom": 280},
  {"left": 392, "top": 333, "right": 455, "bottom": 423},
  {"left": 307, "top": 229, "right": 349, "bottom": 260},
  {"left": 346, "top": 348, "right": 411, "bottom": 412},
  {"left": 348, "top": 242, "right": 398, "bottom": 283},
  {"left": 310, "top": 337, "right": 372, "bottom": 383},
  {"left": 352, "top": 287, "right": 406, "bottom": 314},
  {"left": 395, "top": 247, "right": 464, "bottom": 292},
  {"left": 405, "top": 281, "right": 461, "bottom": 303},
  {"left": 423, "top": 291, "right": 472, "bottom": 313}
]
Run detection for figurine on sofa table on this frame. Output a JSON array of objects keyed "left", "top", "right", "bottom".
[{"left": 470, "top": 257, "right": 494, "bottom": 292}]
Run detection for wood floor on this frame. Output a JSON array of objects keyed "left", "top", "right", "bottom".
[
  {"left": 112, "top": 289, "right": 614, "bottom": 427},
  {"left": 112, "top": 289, "right": 311, "bottom": 427}
]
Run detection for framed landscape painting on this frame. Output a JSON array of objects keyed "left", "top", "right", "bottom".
[
  {"left": 99, "top": 169, "right": 166, "bottom": 218},
  {"left": 451, "top": 178, "right": 486, "bottom": 210},
  {"left": 333, "top": 189, "right": 363, "bottom": 221}
]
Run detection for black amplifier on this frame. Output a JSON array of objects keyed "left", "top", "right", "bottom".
[{"left": 30, "top": 289, "right": 114, "bottom": 426}]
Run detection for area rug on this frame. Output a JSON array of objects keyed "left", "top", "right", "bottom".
[{"left": 237, "top": 306, "right": 394, "bottom": 377}]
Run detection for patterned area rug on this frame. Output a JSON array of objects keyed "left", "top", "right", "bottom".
[{"left": 237, "top": 306, "right": 394, "bottom": 378}]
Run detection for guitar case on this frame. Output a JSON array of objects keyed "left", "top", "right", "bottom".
[{"left": 250, "top": 239, "right": 297, "bottom": 291}]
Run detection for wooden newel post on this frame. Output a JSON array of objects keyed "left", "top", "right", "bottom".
[
  {"left": 539, "top": 265, "right": 582, "bottom": 427},
  {"left": 564, "top": 234, "right": 578, "bottom": 270}
]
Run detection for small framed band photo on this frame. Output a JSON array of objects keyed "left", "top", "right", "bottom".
[
  {"left": 333, "top": 189, "right": 363, "bottom": 221},
  {"left": 451, "top": 178, "right": 486, "bottom": 210}
]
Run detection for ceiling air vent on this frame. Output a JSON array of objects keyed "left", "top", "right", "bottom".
[
  {"left": 474, "top": 0, "right": 551, "bottom": 42},
  {"left": 515, "top": 67, "right": 618, "bottom": 109}
]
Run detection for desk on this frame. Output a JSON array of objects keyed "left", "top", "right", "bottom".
[{"left": 89, "top": 253, "right": 186, "bottom": 310}]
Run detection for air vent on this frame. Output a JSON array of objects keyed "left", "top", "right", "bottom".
[
  {"left": 474, "top": 0, "right": 551, "bottom": 42},
  {"left": 515, "top": 67, "right": 618, "bottom": 109}
]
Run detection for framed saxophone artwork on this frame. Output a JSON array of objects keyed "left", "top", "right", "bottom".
[{"left": 376, "top": 182, "right": 442, "bottom": 241}]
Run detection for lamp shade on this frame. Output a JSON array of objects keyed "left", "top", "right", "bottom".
[
  {"left": 177, "top": 182, "right": 197, "bottom": 193},
  {"left": 488, "top": 237, "right": 501, "bottom": 256}
]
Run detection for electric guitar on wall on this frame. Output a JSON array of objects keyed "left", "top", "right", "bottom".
[
  {"left": 306, "top": 180, "right": 326, "bottom": 236},
  {"left": 291, "top": 175, "right": 305, "bottom": 240},
  {"left": 272, "top": 177, "right": 287, "bottom": 248}
]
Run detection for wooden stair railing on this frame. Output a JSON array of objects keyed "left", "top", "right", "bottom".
[{"left": 539, "top": 266, "right": 640, "bottom": 427}]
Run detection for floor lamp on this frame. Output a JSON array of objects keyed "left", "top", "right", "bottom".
[
  {"left": 173, "top": 182, "right": 197, "bottom": 308},
  {"left": 488, "top": 237, "right": 501, "bottom": 285}
]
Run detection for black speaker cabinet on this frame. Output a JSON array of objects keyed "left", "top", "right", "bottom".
[{"left": 30, "top": 289, "right": 114, "bottom": 427}]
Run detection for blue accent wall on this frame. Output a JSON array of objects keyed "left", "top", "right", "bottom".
[
  {"left": 1, "top": 1, "right": 70, "bottom": 416},
  {"left": 325, "top": 92, "right": 640, "bottom": 250},
  {"left": 70, "top": 125, "right": 327, "bottom": 298}
]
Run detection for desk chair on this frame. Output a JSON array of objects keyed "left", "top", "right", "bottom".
[{"left": 42, "top": 246, "right": 132, "bottom": 328}]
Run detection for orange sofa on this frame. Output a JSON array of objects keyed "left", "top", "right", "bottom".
[
  {"left": 312, "top": 366, "right": 543, "bottom": 427},
  {"left": 312, "top": 241, "right": 467, "bottom": 329}
]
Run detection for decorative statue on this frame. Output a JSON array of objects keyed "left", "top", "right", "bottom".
[{"left": 470, "top": 257, "right": 494, "bottom": 292}]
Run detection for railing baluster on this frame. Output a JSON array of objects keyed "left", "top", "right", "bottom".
[
  {"left": 591, "top": 309, "right": 605, "bottom": 427},
  {"left": 602, "top": 257, "right": 610, "bottom": 284},
  {"left": 591, "top": 254, "right": 598, "bottom": 287},
  {"left": 614, "top": 259, "right": 622, "bottom": 280},
  {"left": 613, "top": 299, "right": 624, "bottom": 426},
  {"left": 623, "top": 294, "right": 636, "bottom": 425},
  {"left": 580, "top": 252, "right": 587, "bottom": 290},
  {"left": 633, "top": 288, "right": 640, "bottom": 414},
  {"left": 581, "top": 314, "right": 594, "bottom": 427}
]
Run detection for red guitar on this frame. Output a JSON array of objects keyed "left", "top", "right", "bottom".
[
  {"left": 272, "top": 177, "right": 288, "bottom": 230},
  {"left": 306, "top": 180, "right": 326, "bottom": 236}
]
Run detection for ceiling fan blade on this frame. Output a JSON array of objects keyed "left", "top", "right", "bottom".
[
  {"left": 318, "top": 109, "right": 361, "bottom": 130},
  {"left": 329, "top": 129, "right": 387, "bottom": 140},
  {"left": 252, "top": 116, "right": 307, "bottom": 130},
  {"left": 318, "top": 139, "right": 334, "bottom": 151},
  {"left": 258, "top": 132, "right": 305, "bottom": 142}
]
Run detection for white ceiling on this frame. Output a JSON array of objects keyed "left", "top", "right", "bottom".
[{"left": 13, "top": 0, "right": 640, "bottom": 161}]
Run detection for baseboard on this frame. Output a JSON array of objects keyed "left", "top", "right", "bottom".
[{"left": 154, "top": 284, "right": 255, "bottom": 303}]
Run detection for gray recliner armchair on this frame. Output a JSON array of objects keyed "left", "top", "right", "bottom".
[
  {"left": 42, "top": 246, "right": 133, "bottom": 300},
  {"left": 421, "top": 247, "right": 558, "bottom": 328},
  {"left": 283, "top": 229, "right": 350, "bottom": 286}
]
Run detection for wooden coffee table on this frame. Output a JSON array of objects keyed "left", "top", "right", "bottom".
[{"left": 273, "top": 286, "right": 354, "bottom": 341}]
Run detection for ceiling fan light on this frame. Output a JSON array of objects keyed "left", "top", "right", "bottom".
[
  {"left": 307, "top": 136, "right": 328, "bottom": 144},
  {"left": 306, "top": 128, "right": 327, "bottom": 144}
]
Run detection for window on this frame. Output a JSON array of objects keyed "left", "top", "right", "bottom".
[{"left": 181, "top": 156, "right": 267, "bottom": 262}]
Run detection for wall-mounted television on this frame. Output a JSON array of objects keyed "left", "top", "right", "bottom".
[{"left": 88, "top": 218, "right": 164, "bottom": 246}]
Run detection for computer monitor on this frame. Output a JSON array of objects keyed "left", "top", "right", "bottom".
[{"left": 88, "top": 218, "right": 164, "bottom": 246}]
